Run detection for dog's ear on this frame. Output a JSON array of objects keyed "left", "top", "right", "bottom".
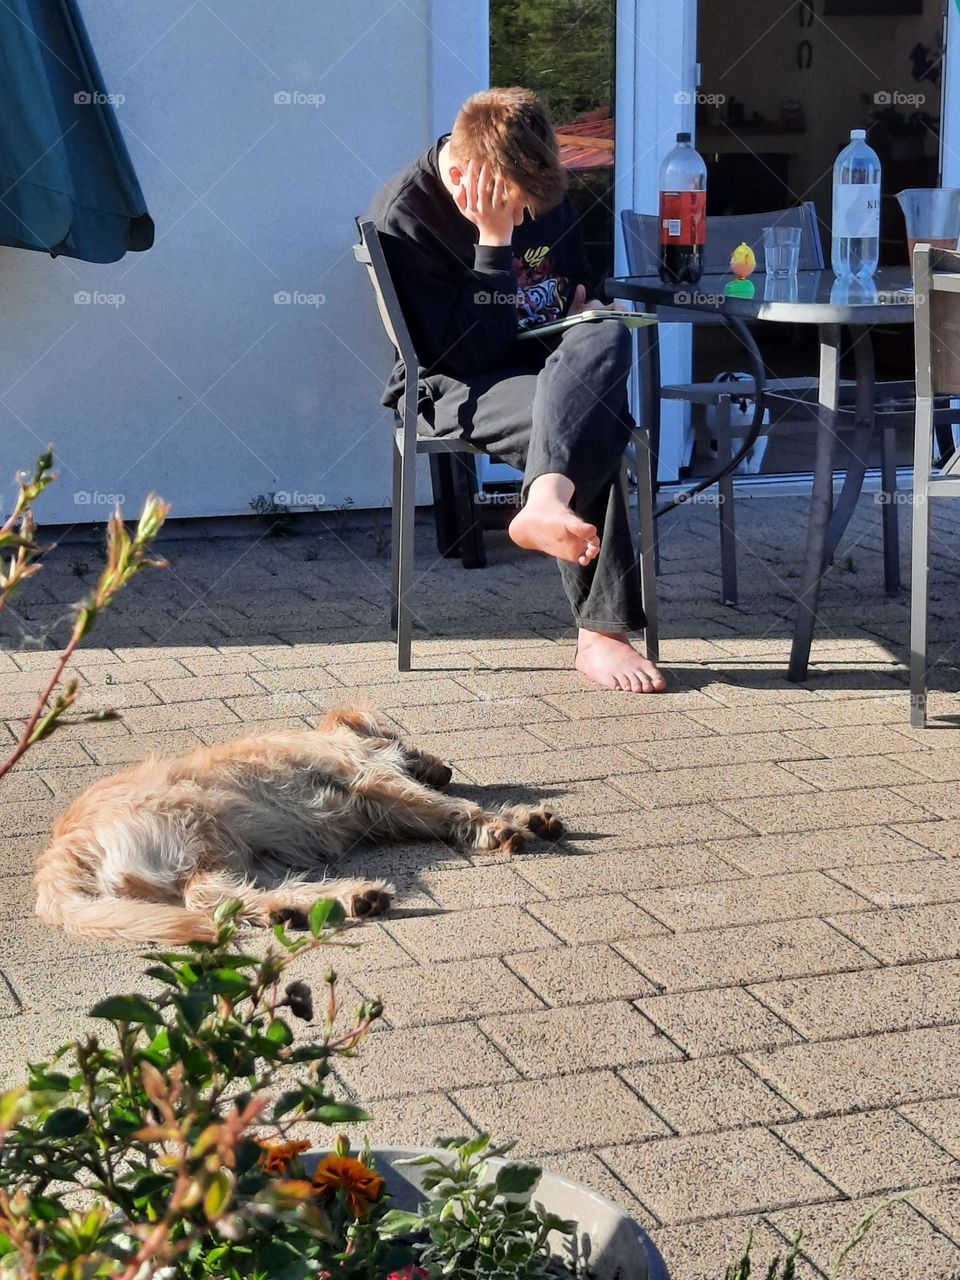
[{"left": 319, "top": 708, "right": 393, "bottom": 738}]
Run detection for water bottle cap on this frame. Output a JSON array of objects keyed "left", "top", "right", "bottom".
[
  {"left": 850, "top": 128, "right": 867, "bottom": 139},
  {"left": 677, "top": 132, "right": 692, "bottom": 143}
]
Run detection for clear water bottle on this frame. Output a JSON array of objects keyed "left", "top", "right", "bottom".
[{"left": 831, "top": 128, "right": 881, "bottom": 278}]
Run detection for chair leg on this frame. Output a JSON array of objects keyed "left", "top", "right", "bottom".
[
  {"left": 450, "top": 453, "right": 487, "bottom": 570},
  {"left": 880, "top": 422, "right": 901, "bottom": 596},
  {"left": 910, "top": 403, "right": 934, "bottom": 729},
  {"left": 390, "top": 435, "right": 402, "bottom": 631},
  {"left": 638, "top": 322, "right": 662, "bottom": 574},
  {"left": 715, "top": 396, "right": 739, "bottom": 606},
  {"left": 633, "top": 432, "right": 659, "bottom": 665},
  {"left": 395, "top": 436, "right": 418, "bottom": 672},
  {"left": 428, "top": 454, "right": 461, "bottom": 559}
]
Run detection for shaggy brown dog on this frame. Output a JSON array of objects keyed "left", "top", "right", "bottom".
[{"left": 34, "top": 709, "right": 564, "bottom": 943}]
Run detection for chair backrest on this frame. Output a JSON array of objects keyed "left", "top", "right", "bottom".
[
  {"left": 914, "top": 243, "right": 960, "bottom": 399},
  {"left": 621, "top": 202, "right": 825, "bottom": 277},
  {"left": 353, "top": 218, "right": 419, "bottom": 379}
]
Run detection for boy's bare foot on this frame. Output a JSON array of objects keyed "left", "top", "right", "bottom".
[
  {"left": 575, "top": 629, "right": 666, "bottom": 693},
  {"left": 508, "top": 473, "right": 599, "bottom": 567}
]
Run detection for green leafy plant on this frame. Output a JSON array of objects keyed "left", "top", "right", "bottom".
[
  {"left": 0, "top": 901, "right": 384, "bottom": 1280},
  {"left": 723, "top": 1196, "right": 908, "bottom": 1280},
  {"left": 379, "top": 1136, "right": 575, "bottom": 1279}
]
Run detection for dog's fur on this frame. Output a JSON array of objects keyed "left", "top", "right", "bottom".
[{"left": 34, "top": 709, "right": 564, "bottom": 944}]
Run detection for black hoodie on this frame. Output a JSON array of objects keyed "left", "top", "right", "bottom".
[{"left": 364, "top": 136, "right": 593, "bottom": 407}]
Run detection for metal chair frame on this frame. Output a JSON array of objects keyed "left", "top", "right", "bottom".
[{"left": 355, "top": 217, "right": 659, "bottom": 671}]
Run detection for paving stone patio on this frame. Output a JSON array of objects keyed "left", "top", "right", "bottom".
[{"left": 2, "top": 487, "right": 960, "bottom": 1279}]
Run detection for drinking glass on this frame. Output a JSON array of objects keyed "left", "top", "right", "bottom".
[
  {"left": 896, "top": 189, "right": 960, "bottom": 271},
  {"left": 763, "top": 226, "right": 801, "bottom": 277}
]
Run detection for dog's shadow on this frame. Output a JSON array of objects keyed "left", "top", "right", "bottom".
[{"left": 331, "top": 780, "right": 602, "bottom": 920}]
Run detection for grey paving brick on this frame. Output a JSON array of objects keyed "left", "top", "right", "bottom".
[
  {"left": 618, "top": 918, "right": 875, "bottom": 993},
  {"left": 455, "top": 1070, "right": 669, "bottom": 1156},
  {"left": 621, "top": 1057, "right": 799, "bottom": 1134},
  {"left": 635, "top": 987, "right": 801, "bottom": 1058},
  {"left": 747, "top": 1025, "right": 960, "bottom": 1115},
  {"left": 602, "top": 1127, "right": 836, "bottom": 1223},
  {"left": 480, "top": 1000, "right": 680, "bottom": 1076},
  {"left": 775, "top": 1109, "right": 960, "bottom": 1195}
]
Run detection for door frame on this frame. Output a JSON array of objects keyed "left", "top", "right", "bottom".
[
  {"left": 617, "top": 0, "right": 960, "bottom": 482},
  {"left": 615, "top": 0, "right": 699, "bottom": 482}
]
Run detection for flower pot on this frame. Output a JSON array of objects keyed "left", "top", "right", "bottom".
[{"left": 305, "top": 1148, "right": 669, "bottom": 1279}]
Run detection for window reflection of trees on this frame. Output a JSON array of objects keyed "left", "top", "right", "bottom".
[{"left": 490, "top": 0, "right": 617, "bottom": 285}]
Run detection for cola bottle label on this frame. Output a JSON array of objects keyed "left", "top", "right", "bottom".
[{"left": 659, "top": 191, "right": 707, "bottom": 245}]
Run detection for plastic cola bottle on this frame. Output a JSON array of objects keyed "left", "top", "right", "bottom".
[
  {"left": 831, "top": 128, "right": 881, "bottom": 278},
  {"left": 658, "top": 132, "right": 707, "bottom": 285}
]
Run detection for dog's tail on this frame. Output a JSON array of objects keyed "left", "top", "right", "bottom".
[
  {"left": 37, "top": 893, "right": 216, "bottom": 943},
  {"left": 35, "top": 841, "right": 216, "bottom": 944}
]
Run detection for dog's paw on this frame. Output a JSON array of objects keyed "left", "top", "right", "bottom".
[
  {"left": 411, "top": 754, "right": 453, "bottom": 790},
  {"left": 269, "top": 907, "right": 310, "bottom": 930},
  {"left": 474, "top": 818, "right": 531, "bottom": 855},
  {"left": 526, "top": 808, "right": 565, "bottom": 841},
  {"left": 348, "top": 884, "right": 393, "bottom": 920}
]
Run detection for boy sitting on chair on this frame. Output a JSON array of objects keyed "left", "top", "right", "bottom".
[{"left": 365, "top": 87, "right": 665, "bottom": 694}]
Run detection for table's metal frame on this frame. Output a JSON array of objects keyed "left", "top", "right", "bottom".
[{"left": 609, "top": 271, "right": 919, "bottom": 681}]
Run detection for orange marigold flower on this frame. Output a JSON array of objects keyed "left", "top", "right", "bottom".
[
  {"left": 311, "top": 1153, "right": 385, "bottom": 1219},
  {"left": 257, "top": 1139, "right": 311, "bottom": 1176}
]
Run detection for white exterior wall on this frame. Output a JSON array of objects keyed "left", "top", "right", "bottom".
[{"left": 0, "top": 0, "right": 486, "bottom": 524}]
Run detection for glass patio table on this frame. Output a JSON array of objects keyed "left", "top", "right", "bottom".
[{"left": 605, "top": 267, "right": 916, "bottom": 681}]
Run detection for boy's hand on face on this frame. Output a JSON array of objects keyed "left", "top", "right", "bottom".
[{"left": 454, "top": 160, "right": 523, "bottom": 247}]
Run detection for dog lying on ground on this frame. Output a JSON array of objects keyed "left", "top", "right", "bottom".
[{"left": 34, "top": 708, "right": 564, "bottom": 944}]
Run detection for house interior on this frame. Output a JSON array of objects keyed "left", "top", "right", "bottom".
[{"left": 490, "top": 0, "right": 948, "bottom": 482}]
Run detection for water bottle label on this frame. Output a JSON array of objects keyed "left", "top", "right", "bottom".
[
  {"left": 833, "top": 183, "right": 881, "bottom": 239},
  {"left": 659, "top": 191, "right": 706, "bottom": 245}
]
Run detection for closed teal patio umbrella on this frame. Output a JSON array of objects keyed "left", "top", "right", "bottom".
[{"left": 0, "top": 0, "right": 154, "bottom": 263}]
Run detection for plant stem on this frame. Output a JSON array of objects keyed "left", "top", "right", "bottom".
[{"left": 0, "top": 632, "right": 78, "bottom": 779}]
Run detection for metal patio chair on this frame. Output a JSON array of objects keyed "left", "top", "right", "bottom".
[
  {"left": 910, "top": 243, "right": 960, "bottom": 728},
  {"left": 621, "top": 203, "right": 825, "bottom": 604},
  {"left": 354, "top": 217, "right": 659, "bottom": 672}
]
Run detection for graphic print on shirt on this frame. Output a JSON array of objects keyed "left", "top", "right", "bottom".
[{"left": 515, "top": 244, "right": 569, "bottom": 330}]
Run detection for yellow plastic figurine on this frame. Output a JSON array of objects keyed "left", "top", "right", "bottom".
[{"left": 725, "top": 241, "right": 757, "bottom": 298}]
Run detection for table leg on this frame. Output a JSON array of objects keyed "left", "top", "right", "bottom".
[
  {"left": 788, "top": 324, "right": 841, "bottom": 682},
  {"left": 823, "top": 327, "right": 875, "bottom": 564},
  {"left": 880, "top": 422, "right": 901, "bottom": 595}
]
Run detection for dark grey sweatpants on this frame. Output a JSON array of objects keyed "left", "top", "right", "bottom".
[{"left": 413, "top": 320, "right": 645, "bottom": 632}]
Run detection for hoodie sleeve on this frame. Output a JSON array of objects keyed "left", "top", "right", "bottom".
[{"left": 378, "top": 218, "right": 520, "bottom": 379}]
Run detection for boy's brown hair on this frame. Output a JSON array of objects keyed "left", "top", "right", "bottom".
[{"left": 450, "top": 87, "right": 568, "bottom": 216}]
